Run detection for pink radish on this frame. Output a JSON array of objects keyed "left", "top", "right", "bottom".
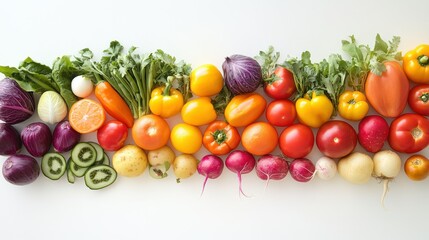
[
  {"left": 225, "top": 150, "right": 256, "bottom": 197},
  {"left": 255, "top": 154, "right": 288, "bottom": 189},
  {"left": 289, "top": 158, "right": 315, "bottom": 182},
  {"left": 197, "top": 154, "right": 224, "bottom": 196}
]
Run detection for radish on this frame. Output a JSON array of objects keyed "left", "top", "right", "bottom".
[
  {"left": 289, "top": 158, "right": 315, "bottom": 182},
  {"left": 315, "top": 156, "right": 337, "bottom": 180},
  {"left": 358, "top": 115, "right": 389, "bottom": 153},
  {"left": 225, "top": 150, "right": 256, "bottom": 197},
  {"left": 338, "top": 152, "right": 373, "bottom": 184},
  {"left": 373, "top": 150, "right": 401, "bottom": 207},
  {"left": 255, "top": 154, "right": 288, "bottom": 189},
  {"left": 197, "top": 154, "right": 224, "bottom": 196}
]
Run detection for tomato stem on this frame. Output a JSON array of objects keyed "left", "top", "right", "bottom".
[
  {"left": 420, "top": 93, "right": 429, "bottom": 103},
  {"left": 411, "top": 127, "right": 423, "bottom": 139},
  {"left": 212, "top": 130, "right": 227, "bottom": 145},
  {"left": 418, "top": 55, "right": 429, "bottom": 66},
  {"left": 347, "top": 98, "right": 356, "bottom": 105}
]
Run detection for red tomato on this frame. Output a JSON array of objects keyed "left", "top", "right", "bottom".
[
  {"left": 132, "top": 114, "right": 171, "bottom": 150},
  {"left": 97, "top": 120, "right": 128, "bottom": 151},
  {"left": 264, "top": 67, "right": 296, "bottom": 99},
  {"left": 265, "top": 99, "right": 296, "bottom": 127},
  {"left": 408, "top": 84, "right": 429, "bottom": 116},
  {"left": 316, "top": 120, "right": 357, "bottom": 159},
  {"left": 404, "top": 155, "right": 429, "bottom": 181},
  {"left": 279, "top": 124, "right": 314, "bottom": 158},
  {"left": 389, "top": 113, "right": 429, "bottom": 153}
]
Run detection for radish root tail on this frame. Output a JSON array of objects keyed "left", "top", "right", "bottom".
[
  {"left": 200, "top": 176, "right": 209, "bottom": 197},
  {"left": 237, "top": 173, "right": 250, "bottom": 198}
]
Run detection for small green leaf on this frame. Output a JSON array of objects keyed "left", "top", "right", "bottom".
[{"left": 374, "top": 34, "right": 388, "bottom": 53}]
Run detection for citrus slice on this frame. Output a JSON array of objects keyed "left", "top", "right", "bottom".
[{"left": 69, "top": 99, "right": 105, "bottom": 134}]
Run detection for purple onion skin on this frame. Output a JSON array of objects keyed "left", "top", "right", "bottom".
[
  {"left": 222, "top": 55, "right": 262, "bottom": 95},
  {"left": 0, "top": 123, "right": 22, "bottom": 155},
  {"left": 0, "top": 78, "right": 35, "bottom": 124},
  {"left": 21, "top": 122, "right": 52, "bottom": 157},
  {"left": 53, "top": 120, "right": 81, "bottom": 152},
  {"left": 2, "top": 154, "right": 40, "bottom": 185}
]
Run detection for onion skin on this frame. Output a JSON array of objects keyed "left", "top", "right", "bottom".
[
  {"left": 21, "top": 122, "right": 52, "bottom": 157},
  {"left": 0, "top": 123, "right": 22, "bottom": 155},
  {"left": 222, "top": 55, "right": 262, "bottom": 95},
  {"left": 53, "top": 120, "right": 81, "bottom": 152},
  {"left": 0, "top": 78, "right": 35, "bottom": 124},
  {"left": 2, "top": 154, "right": 40, "bottom": 185}
]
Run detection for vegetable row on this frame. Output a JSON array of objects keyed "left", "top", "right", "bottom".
[{"left": 1, "top": 35, "right": 429, "bottom": 201}]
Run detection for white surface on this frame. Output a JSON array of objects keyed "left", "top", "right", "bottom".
[{"left": 1, "top": 0, "right": 429, "bottom": 239}]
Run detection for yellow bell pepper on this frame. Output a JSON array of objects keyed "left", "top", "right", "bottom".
[
  {"left": 181, "top": 97, "right": 217, "bottom": 126},
  {"left": 296, "top": 91, "right": 333, "bottom": 128},
  {"left": 403, "top": 44, "right": 429, "bottom": 84},
  {"left": 338, "top": 90, "right": 369, "bottom": 121},
  {"left": 149, "top": 86, "right": 184, "bottom": 118}
]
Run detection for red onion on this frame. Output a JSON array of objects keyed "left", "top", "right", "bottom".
[
  {"left": 21, "top": 122, "right": 52, "bottom": 157},
  {"left": 2, "top": 154, "right": 40, "bottom": 185},
  {"left": 0, "top": 123, "right": 22, "bottom": 155},
  {"left": 53, "top": 120, "right": 81, "bottom": 152}
]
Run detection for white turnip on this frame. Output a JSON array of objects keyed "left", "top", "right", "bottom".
[
  {"left": 197, "top": 155, "right": 224, "bottom": 196},
  {"left": 373, "top": 150, "right": 401, "bottom": 207},
  {"left": 255, "top": 154, "right": 288, "bottom": 189},
  {"left": 315, "top": 157, "right": 337, "bottom": 180},
  {"left": 289, "top": 158, "right": 315, "bottom": 182},
  {"left": 338, "top": 152, "right": 373, "bottom": 184},
  {"left": 225, "top": 150, "right": 255, "bottom": 197}
]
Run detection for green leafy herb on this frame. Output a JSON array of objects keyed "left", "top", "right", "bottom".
[
  {"left": 342, "top": 34, "right": 402, "bottom": 91},
  {"left": 0, "top": 56, "right": 84, "bottom": 108},
  {"left": 77, "top": 41, "right": 192, "bottom": 118},
  {"left": 255, "top": 46, "right": 280, "bottom": 83}
]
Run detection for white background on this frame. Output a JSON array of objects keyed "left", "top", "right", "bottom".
[{"left": 1, "top": 0, "right": 429, "bottom": 239}]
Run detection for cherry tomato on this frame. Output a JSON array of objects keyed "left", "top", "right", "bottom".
[
  {"left": 132, "top": 114, "right": 170, "bottom": 151},
  {"left": 404, "top": 155, "right": 429, "bottom": 181},
  {"left": 279, "top": 124, "right": 314, "bottom": 158},
  {"left": 316, "top": 120, "right": 357, "bottom": 159},
  {"left": 265, "top": 99, "right": 296, "bottom": 127},
  {"left": 389, "top": 113, "right": 429, "bottom": 153},
  {"left": 241, "top": 122, "right": 278, "bottom": 156},
  {"left": 408, "top": 84, "right": 429, "bottom": 116},
  {"left": 264, "top": 67, "right": 296, "bottom": 99},
  {"left": 97, "top": 120, "right": 128, "bottom": 151}
]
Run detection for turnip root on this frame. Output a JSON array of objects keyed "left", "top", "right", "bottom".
[
  {"left": 315, "top": 157, "right": 337, "bottom": 180},
  {"left": 255, "top": 154, "right": 288, "bottom": 190},
  {"left": 225, "top": 150, "right": 255, "bottom": 197},
  {"left": 338, "top": 152, "right": 373, "bottom": 184},
  {"left": 289, "top": 158, "right": 315, "bottom": 182},
  {"left": 197, "top": 155, "right": 224, "bottom": 196},
  {"left": 373, "top": 150, "right": 401, "bottom": 207}
]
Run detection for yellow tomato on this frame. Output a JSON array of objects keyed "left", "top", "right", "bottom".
[
  {"left": 181, "top": 97, "right": 217, "bottom": 126},
  {"left": 170, "top": 123, "right": 203, "bottom": 154},
  {"left": 190, "top": 64, "right": 224, "bottom": 97}
]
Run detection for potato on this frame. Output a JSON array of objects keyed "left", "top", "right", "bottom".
[
  {"left": 148, "top": 145, "right": 175, "bottom": 167},
  {"left": 112, "top": 145, "right": 148, "bottom": 177},
  {"left": 147, "top": 146, "right": 176, "bottom": 179},
  {"left": 173, "top": 154, "right": 198, "bottom": 181}
]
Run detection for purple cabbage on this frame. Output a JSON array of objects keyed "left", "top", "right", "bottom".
[
  {"left": 0, "top": 78, "right": 35, "bottom": 124},
  {"left": 222, "top": 55, "right": 262, "bottom": 95}
]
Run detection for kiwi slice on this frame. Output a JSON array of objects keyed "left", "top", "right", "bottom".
[
  {"left": 84, "top": 165, "right": 117, "bottom": 190},
  {"left": 41, "top": 153, "right": 66, "bottom": 180}
]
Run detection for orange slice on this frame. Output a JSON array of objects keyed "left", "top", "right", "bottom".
[{"left": 69, "top": 99, "right": 105, "bottom": 134}]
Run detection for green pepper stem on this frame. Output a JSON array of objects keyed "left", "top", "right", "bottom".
[{"left": 418, "top": 55, "right": 429, "bottom": 66}]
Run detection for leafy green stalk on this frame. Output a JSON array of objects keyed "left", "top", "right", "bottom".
[
  {"left": 255, "top": 46, "right": 280, "bottom": 83},
  {"left": 342, "top": 34, "right": 401, "bottom": 91}
]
